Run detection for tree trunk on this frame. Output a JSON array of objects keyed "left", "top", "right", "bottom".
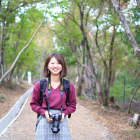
[
  {"left": 0, "top": 0, "right": 10, "bottom": 78},
  {"left": 136, "top": 0, "right": 140, "bottom": 10},
  {"left": 0, "top": 17, "right": 6, "bottom": 79},
  {"left": 77, "top": 77, "right": 84, "bottom": 96},
  {"left": 111, "top": 47, "right": 116, "bottom": 85},
  {"left": 78, "top": 3, "right": 103, "bottom": 103},
  {"left": 128, "top": 114, "right": 140, "bottom": 128},
  {"left": 76, "top": 62, "right": 82, "bottom": 96},
  {"left": 128, "top": 82, "right": 140, "bottom": 113},
  {"left": 19, "top": 70, "right": 26, "bottom": 83},
  {"left": 111, "top": 0, "right": 140, "bottom": 60},
  {"left": 85, "top": 35, "right": 104, "bottom": 103},
  {"left": 7, "top": 66, "right": 16, "bottom": 88},
  {"left": 133, "top": 114, "right": 140, "bottom": 125},
  {"left": 75, "top": 43, "right": 85, "bottom": 96},
  {"left": 105, "top": 25, "right": 116, "bottom": 106}
]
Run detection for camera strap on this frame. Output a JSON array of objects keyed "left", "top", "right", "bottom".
[{"left": 47, "top": 76, "right": 64, "bottom": 115}]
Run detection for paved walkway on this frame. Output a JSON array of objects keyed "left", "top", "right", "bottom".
[{"left": 0, "top": 94, "right": 116, "bottom": 140}]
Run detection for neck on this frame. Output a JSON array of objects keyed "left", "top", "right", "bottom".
[{"left": 50, "top": 74, "right": 60, "bottom": 83}]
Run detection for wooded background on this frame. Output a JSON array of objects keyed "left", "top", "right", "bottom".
[{"left": 0, "top": 0, "right": 140, "bottom": 112}]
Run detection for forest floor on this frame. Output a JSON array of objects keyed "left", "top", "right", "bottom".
[{"left": 0, "top": 82, "right": 140, "bottom": 140}]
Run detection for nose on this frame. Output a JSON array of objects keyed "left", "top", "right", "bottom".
[{"left": 54, "top": 63, "right": 57, "bottom": 67}]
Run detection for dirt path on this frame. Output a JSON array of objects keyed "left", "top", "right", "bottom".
[{"left": 0, "top": 94, "right": 116, "bottom": 140}]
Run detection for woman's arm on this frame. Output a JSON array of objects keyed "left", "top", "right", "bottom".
[{"left": 30, "top": 81, "right": 46, "bottom": 116}]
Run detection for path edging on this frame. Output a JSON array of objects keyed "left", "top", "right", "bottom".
[{"left": 0, "top": 87, "right": 33, "bottom": 137}]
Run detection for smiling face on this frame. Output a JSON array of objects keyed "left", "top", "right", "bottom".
[
  {"left": 44, "top": 53, "right": 67, "bottom": 78},
  {"left": 48, "top": 57, "right": 62, "bottom": 76}
]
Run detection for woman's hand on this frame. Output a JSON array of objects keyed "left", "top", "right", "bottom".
[
  {"left": 45, "top": 111, "right": 53, "bottom": 123},
  {"left": 60, "top": 113, "right": 65, "bottom": 123}
]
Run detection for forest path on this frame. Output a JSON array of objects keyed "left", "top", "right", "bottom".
[{"left": 0, "top": 94, "right": 116, "bottom": 140}]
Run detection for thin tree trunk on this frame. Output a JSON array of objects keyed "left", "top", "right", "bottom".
[
  {"left": 128, "top": 82, "right": 140, "bottom": 113},
  {"left": 0, "top": 18, "right": 5, "bottom": 79},
  {"left": 76, "top": 55, "right": 81, "bottom": 96},
  {"left": 111, "top": 47, "right": 116, "bottom": 85},
  {"left": 16, "top": 65, "right": 20, "bottom": 82},
  {"left": 0, "top": 0, "right": 10, "bottom": 78},
  {"left": 105, "top": 25, "right": 116, "bottom": 106},
  {"left": 19, "top": 70, "right": 26, "bottom": 83},
  {"left": 75, "top": 44, "right": 85, "bottom": 96},
  {"left": 136, "top": 0, "right": 140, "bottom": 10},
  {"left": 111, "top": 0, "right": 140, "bottom": 60}
]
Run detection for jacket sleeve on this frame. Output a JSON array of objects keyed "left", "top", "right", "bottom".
[
  {"left": 30, "top": 81, "right": 46, "bottom": 116},
  {"left": 63, "top": 82, "right": 77, "bottom": 116}
]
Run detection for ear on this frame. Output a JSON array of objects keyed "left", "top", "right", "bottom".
[{"left": 47, "top": 69, "right": 50, "bottom": 74}]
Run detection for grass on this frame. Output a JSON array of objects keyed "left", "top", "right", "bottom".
[
  {"left": 126, "top": 129, "right": 134, "bottom": 133},
  {"left": 78, "top": 95, "right": 86, "bottom": 100},
  {"left": 120, "top": 110, "right": 126, "bottom": 112},
  {"left": 136, "top": 133, "right": 140, "bottom": 137},
  {"left": 1, "top": 94, "right": 5, "bottom": 100}
]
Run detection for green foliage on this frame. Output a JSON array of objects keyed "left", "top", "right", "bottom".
[
  {"left": 1, "top": 0, "right": 140, "bottom": 107},
  {"left": 132, "top": 122, "right": 136, "bottom": 126},
  {"left": 110, "top": 71, "right": 139, "bottom": 102},
  {"left": 1, "top": 94, "right": 5, "bottom": 100},
  {"left": 126, "top": 129, "right": 134, "bottom": 133},
  {"left": 0, "top": 1, "right": 52, "bottom": 83},
  {"left": 136, "top": 133, "right": 140, "bottom": 137},
  {"left": 5, "top": 8, "right": 43, "bottom": 71},
  {"left": 78, "top": 95, "right": 86, "bottom": 100},
  {"left": 52, "top": 47, "right": 76, "bottom": 65}
]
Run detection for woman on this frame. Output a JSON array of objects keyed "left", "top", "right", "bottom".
[{"left": 30, "top": 53, "right": 76, "bottom": 140}]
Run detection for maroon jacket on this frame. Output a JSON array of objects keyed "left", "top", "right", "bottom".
[{"left": 30, "top": 80, "right": 76, "bottom": 116}]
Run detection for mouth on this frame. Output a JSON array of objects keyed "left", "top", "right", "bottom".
[{"left": 52, "top": 69, "right": 59, "bottom": 72}]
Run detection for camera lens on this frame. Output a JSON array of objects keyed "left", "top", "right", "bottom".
[
  {"left": 51, "top": 122, "right": 60, "bottom": 133},
  {"left": 51, "top": 113, "right": 61, "bottom": 133}
]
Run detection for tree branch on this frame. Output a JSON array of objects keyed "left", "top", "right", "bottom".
[
  {"left": 4, "top": 0, "right": 10, "bottom": 18},
  {"left": 0, "top": 16, "right": 45, "bottom": 84},
  {"left": 85, "top": 6, "right": 92, "bottom": 26},
  {"left": 111, "top": 0, "right": 140, "bottom": 60},
  {"left": 47, "top": 26, "right": 69, "bottom": 48},
  {"left": 95, "top": 25, "right": 108, "bottom": 70},
  {"left": 68, "top": 13, "right": 81, "bottom": 28}
]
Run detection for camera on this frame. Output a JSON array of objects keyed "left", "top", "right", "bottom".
[{"left": 49, "top": 113, "right": 62, "bottom": 133}]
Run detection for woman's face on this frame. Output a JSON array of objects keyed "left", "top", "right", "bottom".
[{"left": 48, "top": 57, "right": 62, "bottom": 76}]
